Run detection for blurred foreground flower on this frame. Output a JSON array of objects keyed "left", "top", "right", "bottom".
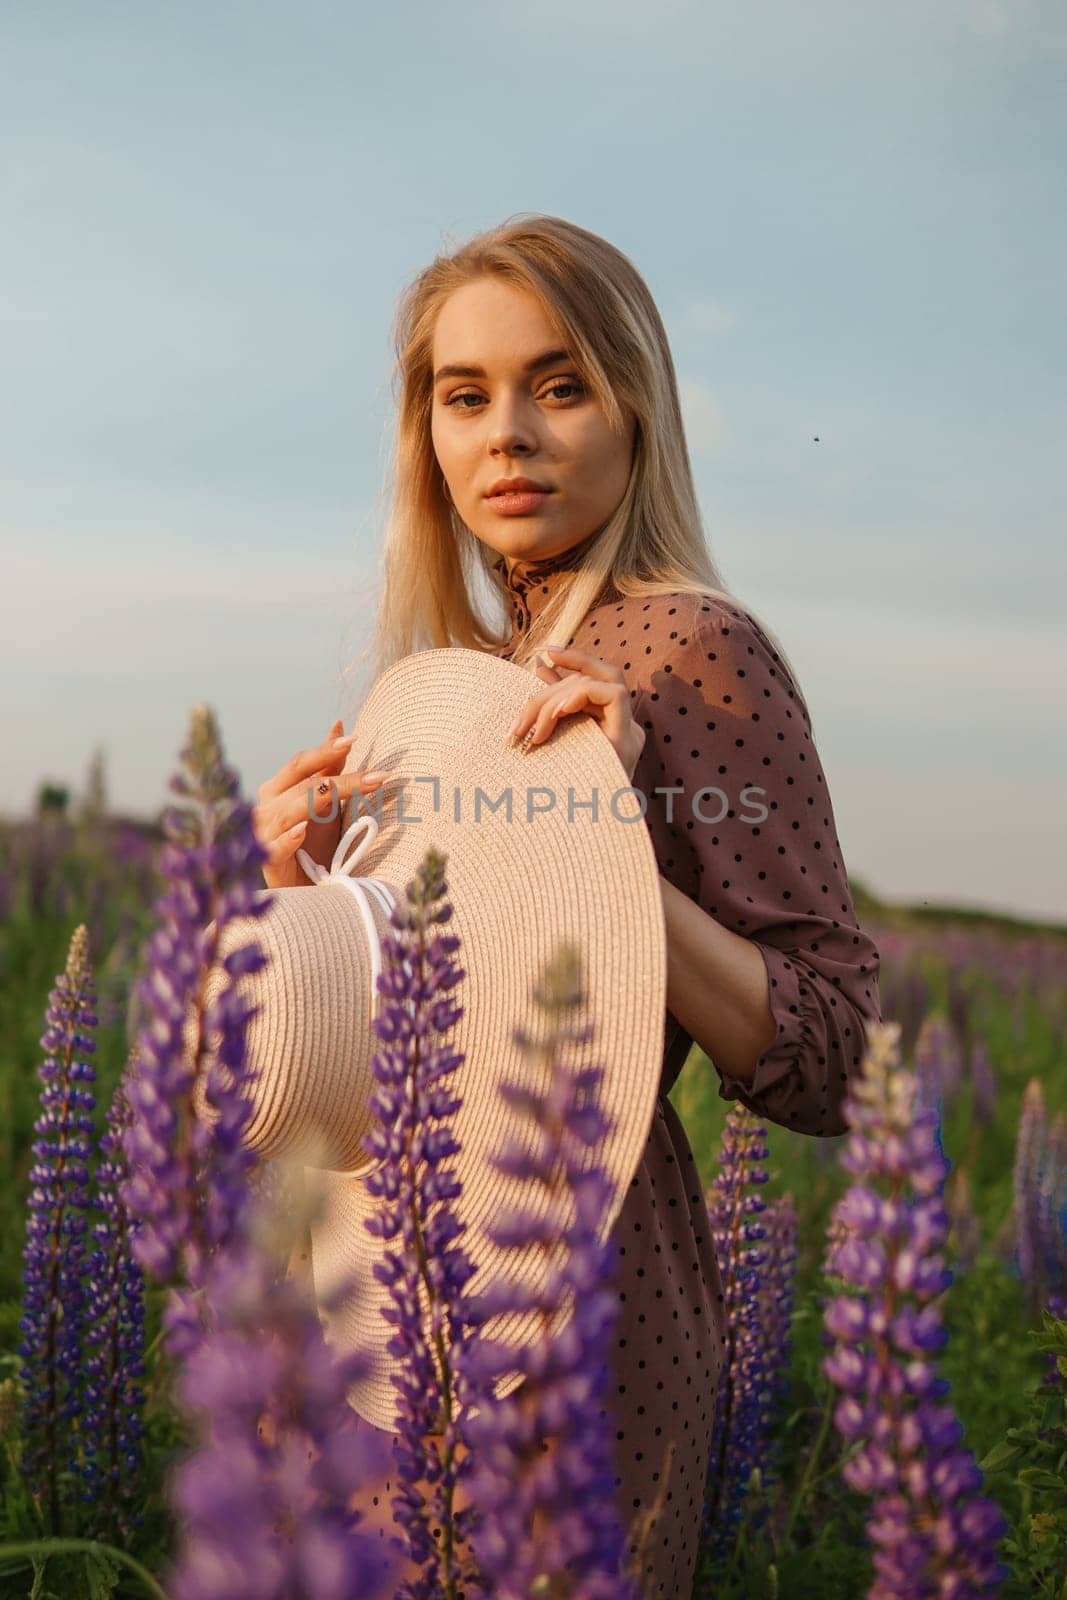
[
  {"left": 454, "top": 944, "right": 643, "bottom": 1600},
  {"left": 167, "top": 1194, "right": 401, "bottom": 1600},
  {"left": 121, "top": 704, "right": 272, "bottom": 1353}
]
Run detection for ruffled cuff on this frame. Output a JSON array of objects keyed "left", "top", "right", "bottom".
[{"left": 713, "top": 941, "right": 818, "bottom": 1110}]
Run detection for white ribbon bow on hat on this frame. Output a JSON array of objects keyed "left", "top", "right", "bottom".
[{"left": 297, "top": 812, "right": 398, "bottom": 1014}]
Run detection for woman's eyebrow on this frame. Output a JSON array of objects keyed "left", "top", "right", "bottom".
[{"left": 433, "top": 347, "right": 572, "bottom": 382}]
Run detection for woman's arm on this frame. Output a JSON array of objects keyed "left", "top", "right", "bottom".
[
  {"left": 659, "top": 873, "right": 778, "bottom": 1084},
  {"left": 633, "top": 598, "right": 882, "bottom": 1137}
]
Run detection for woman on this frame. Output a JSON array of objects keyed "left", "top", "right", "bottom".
[{"left": 256, "top": 214, "right": 882, "bottom": 1597}]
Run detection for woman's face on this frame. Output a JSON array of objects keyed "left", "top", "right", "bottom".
[{"left": 430, "top": 277, "right": 635, "bottom": 573}]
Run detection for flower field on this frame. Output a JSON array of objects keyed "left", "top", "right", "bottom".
[{"left": 0, "top": 708, "right": 1064, "bottom": 1599}]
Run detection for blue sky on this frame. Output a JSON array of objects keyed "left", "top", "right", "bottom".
[{"left": 3, "top": 0, "right": 1065, "bottom": 921}]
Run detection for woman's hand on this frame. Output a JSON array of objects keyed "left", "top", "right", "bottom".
[
  {"left": 253, "top": 719, "right": 391, "bottom": 889},
  {"left": 508, "top": 646, "right": 646, "bottom": 782}
]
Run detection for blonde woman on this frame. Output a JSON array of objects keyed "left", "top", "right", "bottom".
[{"left": 256, "top": 213, "right": 882, "bottom": 1597}]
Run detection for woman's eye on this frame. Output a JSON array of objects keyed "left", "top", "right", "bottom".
[
  {"left": 443, "top": 380, "right": 585, "bottom": 410},
  {"left": 545, "top": 380, "right": 584, "bottom": 401}
]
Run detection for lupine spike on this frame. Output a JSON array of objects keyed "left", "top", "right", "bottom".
[
  {"left": 1035, "top": 1110, "right": 1067, "bottom": 1307},
  {"left": 913, "top": 1013, "right": 964, "bottom": 1112},
  {"left": 81, "top": 1062, "right": 147, "bottom": 1541},
  {"left": 702, "top": 1103, "right": 776, "bottom": 1568},
  {"left": 17, "top": 923, "right": 98, "bottom": 1536},
  {"left": 120, "top": 704, "right": 272, "bottom": 1355},
  {"left": 356, "top": 845, "right": 485, "bottom": 1598},
  {"left": 1012, "top": 1078, "right": 1047, "bottom": 1298},
  {"left": 822, "top": 1019, "right": 1009, "bottom": 1597},
  {"left": 758, "top": 1194, "right": 798, "bottom": 1445},
  {"left": 967, "top": 1034, "right": 997, "bottom": 1127},
  {"left": 944, "top": 1167, "right": 981, "bottom": 1273},
  {"left": 452, "top": 942, "right": 642, "bottom": 1600}
]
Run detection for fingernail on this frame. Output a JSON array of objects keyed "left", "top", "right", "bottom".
[
  {"left": 537, "top": 651, "right": 556, "bottom": 668},
  {"left": 360, "top": 768, "right": 391, "bottom": 784},
  {"left": 331, "top": 733, "right": 359, "bottom": 749},
  {"left": 289, "top": 821, "right": 308, "bottom": 837}
]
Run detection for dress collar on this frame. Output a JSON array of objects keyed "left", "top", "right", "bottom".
[{"left": 492, "top": 528, "right": 606, "bottom": 650}]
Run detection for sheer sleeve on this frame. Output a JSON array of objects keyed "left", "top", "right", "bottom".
[{"left": 631, "top": 597, "right": 882, "bottom": 1137}]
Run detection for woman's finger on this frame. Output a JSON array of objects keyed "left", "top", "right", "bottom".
[
  {"left": 254, "top": 769, "right": 390, "bottom": 854},
  {"left": 515, "top": 670, "right": 629, "bottom": 735},
  {"left": 527, "top": 683, "right": 591, "bottom": 746},
  {"left": 522, "top": 678, "right": 632, "bottom": 749},
  {"left": 540, "top": 646, "right": 626, "bottom": 685},
  {"left": 260, "top": 817, "right": 311, "bottom": 872},
  {"left": 510, "top": 675, "right": 586, "bottom": 744},
  {"left": 257, "top": 728, "right": 362, "bottom": 804}
]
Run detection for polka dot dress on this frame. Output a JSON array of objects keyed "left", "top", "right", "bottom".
[{"left": 327, "top": 541, "right": 883, "bottom": 1598}]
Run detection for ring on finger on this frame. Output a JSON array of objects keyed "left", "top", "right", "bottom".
[{"left": 522, "top": 704, "right": 562, "bottom": 750}]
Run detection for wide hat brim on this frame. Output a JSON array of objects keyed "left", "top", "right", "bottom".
[{"left": 197, "top": 647, "right": 667, "bottom": 1432}]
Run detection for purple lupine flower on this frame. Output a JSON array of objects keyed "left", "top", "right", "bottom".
[
  {"left": 18, "top": 923, "right": 98, "bottom": 1535},
  {"left": 759, "top": 1193, "right": 798, "bottom": 1415},
  {"left": 166, "top": 1210, "right": 402, "bottom": 1600},
  {"left": 453, "top": 941, "right": 642, "bottom": 1600},
  {"left": 81, "top": 1064, "right": 147, "bottom": 1542},
  {"left": 1035, "top": 1111, "right": 1067, "bottom": 1305},
  {"left": 121, "top": 705, "right": 272, "bottom": 1346},
  {"left": 968, "top": 1034, "right": 997, "bottom": 1127},
  {"left": 702, "top": 1103, "right": 774, "bottom": 1568},
  {"left": 913, "top": 1014, "right": 964, "bottom": 1110},
  {"left": 944, "top": 1168, "right": 981, "bottom": 1272},
  {"left": 1010, "top": 1087, "right": 1067, "bottom": 1326},
  {"left": 823, "top": 1019, "right": 1009, "bottom": 1598},
  {"left": 357, "top": 845, "right": 484, "bottom": 1598},
  {"left": 751, "top": 1190, "right": 798, "bottom": 1542},
  {"left": 1012, "top": 1078, "right": 1046, "bottom": 1296}
]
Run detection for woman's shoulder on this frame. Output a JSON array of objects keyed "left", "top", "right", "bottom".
[
  {"left": 588, "top": 586, "right": 810, "bottom": 733},
  {"left": 582, "top": 585, "right": 783, "bottom": 663}
]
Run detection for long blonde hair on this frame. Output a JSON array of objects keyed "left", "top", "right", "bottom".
[{"left": 352, "top": 213, "right": 807, "bottom": 717}]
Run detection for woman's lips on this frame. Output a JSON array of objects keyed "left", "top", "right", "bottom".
[{"left": 487, "top": 491, "right": 552, "bottom": 515}]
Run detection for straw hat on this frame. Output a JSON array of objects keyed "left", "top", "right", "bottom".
[{"left": 193, "top": 646, "right": 667, "bottom": 1431}]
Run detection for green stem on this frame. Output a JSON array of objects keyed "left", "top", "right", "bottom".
[
  {"left": 782, "top": 1384, "right": 834, "bottom": 1545},
  {"left": 142, "top": 1326, "right": 166, "bottom": 1365},
  {"left": 724, "top": 1487, "right": 753, "bottom": 1585},
  {"left": 0, "top": 1539, "right": 167, "bottom": 1599}
]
